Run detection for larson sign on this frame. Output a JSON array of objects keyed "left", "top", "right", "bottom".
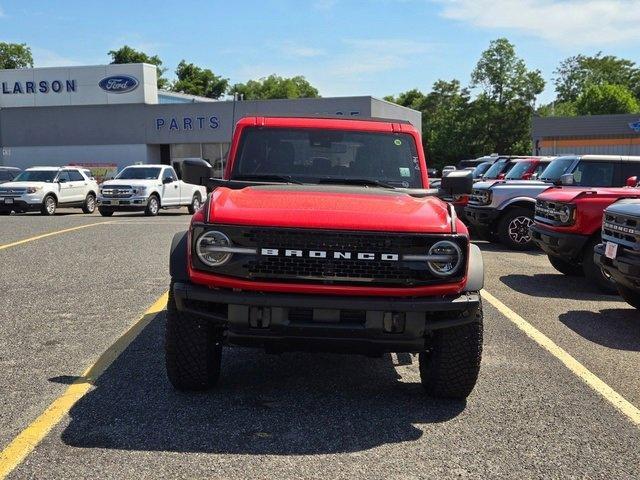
[{"left": 1, "top": 79, "right": 77, "bottom": 95}]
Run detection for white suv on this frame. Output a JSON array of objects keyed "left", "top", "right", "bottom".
[
  {"left": 0, "top": 166, "right": 99, "bottom": 216},
  {"left": 97, "top": 164, "right": 207, "bottom": 217}
]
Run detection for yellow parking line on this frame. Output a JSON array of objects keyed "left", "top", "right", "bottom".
[
  {"left": 482, "top": 289, "right": 640, "bottom": 428},
  {"left": 0, "top": 222, "right": 112, "bottom": 251},
  {"left": 0, "top": 292, "right": 168, "bottom": 479}
]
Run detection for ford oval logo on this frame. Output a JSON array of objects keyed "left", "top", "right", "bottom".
[{"left": 98, "top": 75, "right": 139, "bottom": 94}]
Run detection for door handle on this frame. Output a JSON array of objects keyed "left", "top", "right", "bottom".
[{"left": 174, "top": 185, "right": 178, "bottom": 188}]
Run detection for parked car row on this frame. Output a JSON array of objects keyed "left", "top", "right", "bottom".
[{"left": 0, "top": 164, "right": 206, "bottom": 216}]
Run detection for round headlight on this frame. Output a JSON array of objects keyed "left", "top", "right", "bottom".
[
  {"left": 427, "top": 241, "right": 463, "bottom": 277},
  {"left": 196, "top": 231, "right": 232, "bottom": 267},
  {"left": 558, "top": 205, "right": 572, "bottom": 224}
]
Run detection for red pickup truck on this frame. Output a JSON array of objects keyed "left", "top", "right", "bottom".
[
  {"left": 167, "top": 116, "right": 484, "bottom": 400},
  {"left": 530, "top": 178, "right": 640, "bottom": 292}
]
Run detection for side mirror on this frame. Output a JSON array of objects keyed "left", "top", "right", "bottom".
[
  {"left": 439, "top": 170, "right": 473, "bottom": 196},
  {"left": 560, "top": 173, "right": 574, "bottom": 186},
  {"left": 626, "top": 176, "right": 638, "bottom": 187},
  {"left": 58, "top": 177, "right": 67, "bottom": 183},
  {"left": 162, "top": 177, "right": 173, "bottom": 184},
  {"left": 530, "top": 173, "right": 538, "bottom": 180},
  {"left": 181, "top": 159, "right": 215, "bottom": 189},
  {"left": 497, "top": 173, "right": 505, "bottom": 180}
]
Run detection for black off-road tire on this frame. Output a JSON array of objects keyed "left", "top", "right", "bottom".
[
  {"left": 145, "top": 194, "right": 160, "bottom": 216},
  {"left": 548, "top": 255, "right": 583, "bottom": 276},
  {"left": 165, "top": 285, "right": 222, "bottom": 391},
  {"left": 419, "top": 301, "right": 483, "bottom": 399},
  {"left": 187, "top": 193, "right": 202, "bottom": 215},
  {"left": 82, "top": 193, "right": 96, "bottom": 214},
  {"left": 40, "top": 195, "right": 57, "bottom": 216},
  {"left": 497, "top": 207, "right": 535, "bottom": 250},
  {"left": 98, "top": 207, "right": 114, "bottom": 217},
  {"left": 582, "top": 238, "right": 617, "bottom": 294},
  {"left": 617, "top": 285, "right": 640, "bottom": 309}
]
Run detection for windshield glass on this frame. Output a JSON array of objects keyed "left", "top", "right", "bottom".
[
  {"left": 473, "top": 163, "right": 491, "bottom": 178},
  {"left": 116, "top": 167, "right": 161, "bottom": 180},
  {"left": 231, "top": 127, "right": 422, "bottom": 188},
  {"left": 538, "top": 157, "right": 575, "bottom": 182},
  {"left": 505, "top": 161, "right": 533, "bottom": 179},
  {"left": 12, "top": 170, "right": 57, "bottom": 182},
  {"left": 482, "top": 159, "right": 508, "bottom": 179}
]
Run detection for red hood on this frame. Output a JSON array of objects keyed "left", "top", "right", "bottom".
[
  {"left": 206, "top": 185, "right": 453, "bottom": 233},
  {"left": 537, "top": 186, "right": 640, "bottom": 203}
]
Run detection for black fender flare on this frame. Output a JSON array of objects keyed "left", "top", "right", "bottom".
[
  {"left": 464, "top": 244, "right": 484, "bottom": 292},
  {"left": 170, "top": 231, "right": 189, "bottom": 282}
]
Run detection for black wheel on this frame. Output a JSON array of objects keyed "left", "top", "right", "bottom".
[
  {"left": 582, "top": 237, "right": 617, "bottom": 294},
  {"left": 82, "top": 193, "right": 96, "bottom": 214},
  {"left": 98, "top": 207, "right": 114, "bottom": 217},
  {"left": 187, "top": 193, "right": 201, "bottom": 215},
  {"left": 419, "top": 300, "right": 483, "bottom": 399},
  {"left": 40, "top": 195, "right": 57, "bottom": 216},
  {"left": 145, "top": 194, "right": 160, "bottom": 216},
  {"left": 497, "top": 207, "right": 534, "bottom": 250},
  {"left": 617, "top": 285, "right": 640, "bottom": 309},
  {"left": 165, "top": 284, "right": 222, "bottom": 391},
  {"left": 548, "top": 255, "right": 582, "bottom": 276}
]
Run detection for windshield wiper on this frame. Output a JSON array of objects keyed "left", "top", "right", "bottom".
[
  {"left": 233, "top": 174, "right": 303, "bottom": 185},
  {"left": 317, "top": 178, "right": 396, "bottom": 189}
]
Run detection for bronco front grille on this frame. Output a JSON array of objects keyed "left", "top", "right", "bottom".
[
  {"left": 191, "top": 225, "right": 468, "bottom": 287},
  {"left": 602, "top": 211, "right": 640, "bottom": 249}
]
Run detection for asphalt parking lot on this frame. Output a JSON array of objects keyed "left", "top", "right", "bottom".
[{"left": 1, "top": 209, "right": 639, "bottom": 479}]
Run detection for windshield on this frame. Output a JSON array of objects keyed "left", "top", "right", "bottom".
[
  {"left": 482, "top": 159, "right": 508, "bottom": 179},
  {"left": 12, "top": 170, "right": 57, "bottom": 182},
  {"left": 538, "top": 157, "right": 576, "bottom": 182},
  {"left": 116, "top": 167, "right": 161, "bottom": 180},
  {"left": 473, "top": 163, "right": 491, "bottom": 178},
  {"left": 231, "top": 127, "right": 422, "bottom": 188},
  {"left": 505, "top": 161, "right": 533, "bottom": 179}
]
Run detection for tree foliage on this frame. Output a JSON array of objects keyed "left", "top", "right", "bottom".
[
  {"left": 108, "top": 45, "right": 169, "bottom": 89},
  {"left": 229, "top": 74, "right": 319, "bottom": 100},
  {"left": 0, "top": 42, "right": 33, "bottom": 69},
  {"left": 172, "top": 60, "right": 229, "bottom": 99},
  {"left": 575, "top": 83, "right": 640, "bottom": 116}
]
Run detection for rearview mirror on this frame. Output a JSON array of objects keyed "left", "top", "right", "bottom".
[
  {"left": 560, "top": 173, "right": 575, "bottom": 186},
  {"left": 439, "top": 170, "right": 473, "bottom": 196},
  {"left": 626, "top": 176, "right": 638, "bottom": 187}
]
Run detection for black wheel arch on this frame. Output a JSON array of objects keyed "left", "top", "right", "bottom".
[
  {"left": 170, "top": 231, "right": 189, "bottom": 282},
  {"left": 464, "top": 244, "right": 484, "bottom": 291}
]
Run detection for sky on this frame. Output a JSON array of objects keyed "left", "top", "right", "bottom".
[{"left": 1, "top": 0, "right": 639, "bottom": 105}]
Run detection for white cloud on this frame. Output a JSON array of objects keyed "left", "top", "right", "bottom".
[
  {"left": 279, "top": 41, "right": 326, "bottom": 58},
  {"left": 313, "top": 0, "right": 338, "bottom": 10},
  {"left": 331, "top": 39, "right": 432, "bottom": 76},
  {"left": 32, "top": 48, "right": 87, "bottom": 68},
  {"left": 434, "top": 0, "right": 640, "bottom": 46},
  {"left": 0, "top": 5, "right": 5, "bottom": 17}
]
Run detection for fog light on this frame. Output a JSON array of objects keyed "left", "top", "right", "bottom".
[{"left": 383, "top": 312, "right": 406, "bottom": 333}]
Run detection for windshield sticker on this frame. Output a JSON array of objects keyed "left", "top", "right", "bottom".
[
  {"left": 413, "top": 156, "right": 420, "bottom": 170},
  {"left": 399, "top": 167, "right": 411, "bottom": 177},
  {"left": 394, "top": 139, "right": 402, "bottom": 146}
]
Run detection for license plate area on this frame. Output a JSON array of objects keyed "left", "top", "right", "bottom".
[{"left": 605, "top": 241, "right": 618, "bottom": 259}]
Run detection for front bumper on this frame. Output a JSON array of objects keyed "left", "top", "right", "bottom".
[
  {"left": 594, "top": 243, "right": 640, "bottom": 290},
  {"left": 529, "top": 224, "right": 589, "bottom": 260},
  {"left": 97, "top": 195, "right": 148, "bottom": 210},
  {"left": 0, "top": 197, "right": 42, "bottom": 212},
  {"left": 464, "top": 205, "right": 500, "bottom": 228},
  {"left": 173, "top": 281, "right": 481, "bottom": 354}
]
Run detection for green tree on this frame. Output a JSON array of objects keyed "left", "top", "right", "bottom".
[
  {"left": 575, "top": 83, "right": 640, "bottom": 115},
  {"left": 471, "top": 38, "right": 544, "bottom": 154},
  {"left": 171, "top": 60, "right": 229, "bottom": 99},
  {"left": 229, "top": 74, "right": 319, "bottom": 100},
  {"left": 0, "top": 42, "right": 33, "bottom": 69},
  {"left": 537, "top": 101, "right": 577, "bottom": 117},
  {"left": 108, "top": 45, "right": 169, "bottom": 89},
  {"left": 554, "top": 53, "right": 640, "bottom": 103}
]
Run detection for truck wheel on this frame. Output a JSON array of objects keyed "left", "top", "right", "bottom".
[
  {"left": 419, "top": 301, "right": 483, "bottom": 399},
  {"left": 187, "top": 193, "right": 201, "bottom": 215},
  {"left": 582, "top": 238, "right": 616, "bottom": 294},
  {"left": 617, "top": 285, "right": 640, "bottom": 309},
  {"left": 82, "top": 193, "right": 96, "bottom": 214},
  {"left": 497, "top": 208, "right": 534, "bottom": 250},
  {"left": 98, "top": 207, "right": 114, "bottom": 217},
  {"left": 145, "top": 195, "right": 160, "bottom": 216},
  {"left": 165, "top": 285, "right": 222, "bottom": 391},
  {"left": 40, "top": 195, "right": 57, "bottom": 216},
  {"left": 547, "top": 255, "right": 582, "bottom": 276}
]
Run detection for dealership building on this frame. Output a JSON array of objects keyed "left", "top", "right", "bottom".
[
  {"left": 533, "top": 113, "right": 640, "bottom": 156},
  {"left": 0, "top": 63, "right": 421, "bottom": 178}
]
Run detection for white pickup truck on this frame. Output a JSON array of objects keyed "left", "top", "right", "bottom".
[
  {"left": 97, "top": 164, "right": 207, "bottom": 217},
  {"left": 0, "top": 166, "right": 99, "bottom": 215}
]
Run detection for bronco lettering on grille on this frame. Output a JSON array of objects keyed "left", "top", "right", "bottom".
[{"left": 260, "top": 248, "right": 400, "bottom": 261}]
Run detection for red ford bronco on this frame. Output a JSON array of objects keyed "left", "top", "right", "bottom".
[
  {"left": 530, "top": 163, "right": 640, "bottom": 292},
  {"left": 167, "top": 116, "right": 484, "bottom": 399},
  {"left": 595, "top": 199, "right": 640, "bottom": 309}
]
